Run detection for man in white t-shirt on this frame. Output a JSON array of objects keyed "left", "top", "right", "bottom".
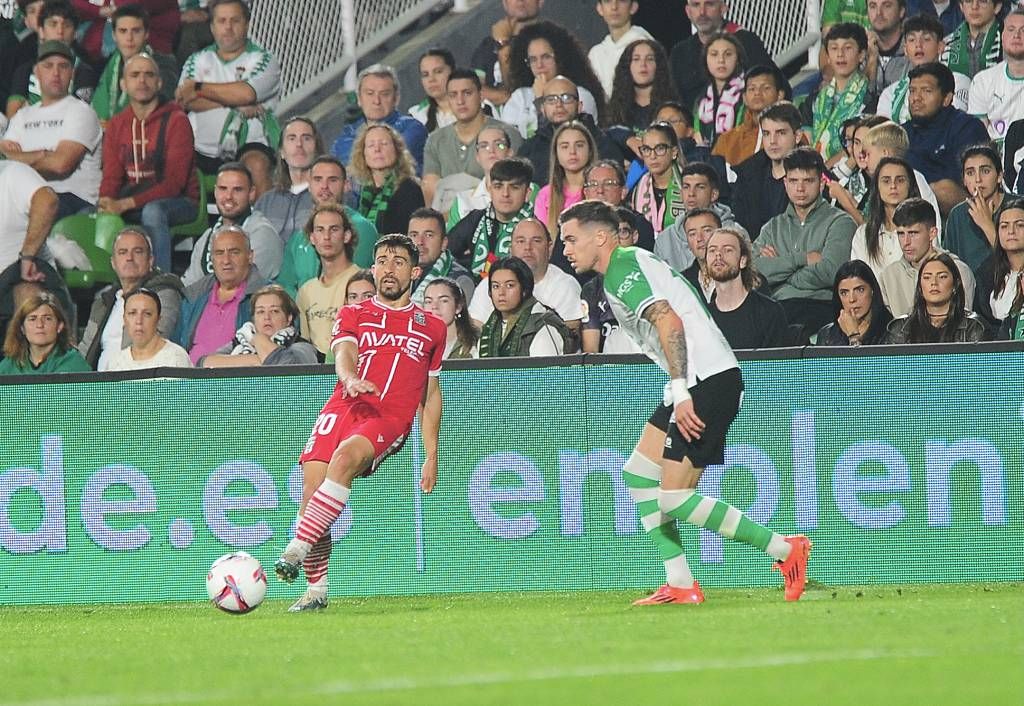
[
  {"left": 968, "top": 8, "right": 1024, "bottom": 142},
  {"left": 175, "top": 0, "right": 281, "bottom": 179},
  {"left": 469, "top": 217, "right": 583, "bottom": 338},
  {"left": 0, "top": 40, "right": 102, "bottom": 220},
  {"left": 588, "top": 0, "right": 653, "bottom": 98}
]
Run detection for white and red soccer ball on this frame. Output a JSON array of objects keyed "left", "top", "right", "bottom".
[{"left": 206, "top": 552, "right": 267, "bottom": 614}]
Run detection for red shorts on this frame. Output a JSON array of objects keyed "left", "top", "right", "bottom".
[{"left": 299, "top": 396, "right": 411, "bottom": 476}]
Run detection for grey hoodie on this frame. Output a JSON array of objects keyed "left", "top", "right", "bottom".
[{"left": 653, "top": 202, "right": 748, "bottom": 274}]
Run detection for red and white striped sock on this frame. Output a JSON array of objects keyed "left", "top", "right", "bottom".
[
  {"left": 295, "top": 479, "right": 350, "bottom": 545},
  {"left": 304, "top": 533, "right": 332, "bottom": 587}
]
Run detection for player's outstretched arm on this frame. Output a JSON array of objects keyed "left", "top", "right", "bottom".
[
  {"left": 333, "top": 340, "right": 378, "bottom": 397},
  {"left": 642, "top": 300, "right": 705, "bottom": 441},
  {"left": 419, "top": 377, "right": 442, "bottom": 493}
]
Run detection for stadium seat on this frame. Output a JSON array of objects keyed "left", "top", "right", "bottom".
[
  {"left": 170, "top": 170, "right": 210, "bottom": 239},
  {"left": 51, "top": 213, "right": 125, "bottom": 288}
]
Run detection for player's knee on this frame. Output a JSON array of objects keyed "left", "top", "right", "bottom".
[
  {"left": 623, "top": 452, "right": 662, "bottom": 488},
  {"left": 327, "top": 444, "right": 373, "bottom": 484},
  {"left": 658, "top": 488, "right": 695, "bottom": 514}
]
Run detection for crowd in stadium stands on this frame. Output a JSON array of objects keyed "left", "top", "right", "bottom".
[{"left": 0, "top": 0, "right": 1023, "bottom": 377}]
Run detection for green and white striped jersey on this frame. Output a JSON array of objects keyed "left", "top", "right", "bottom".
[{"left": 602, "top": 247, "right": 738, "bottom": 395}]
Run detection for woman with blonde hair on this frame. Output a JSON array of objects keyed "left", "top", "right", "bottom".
[
  {"left": 0, "top": 292, "right": 90, "bottom": 374},
  {"left": 349, "top": 123, "right": 425, "bottom": 235}
]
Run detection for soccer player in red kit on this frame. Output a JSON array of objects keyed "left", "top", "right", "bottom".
[{"left": 275, "top": 234, "right": 447, "bottom": 611}]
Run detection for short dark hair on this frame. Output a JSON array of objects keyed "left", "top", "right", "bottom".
[
  {"left": 902, "top": 12, "right": 944, "bottom": 40},
  {"left": 489, "top": 256, "right": 535, "bottom": 301},
  {"left": 782, "top": 147, "right": 826, "bottom": 175},
  {"left": 682, "top": 206, "right": 722, "bottom": 229},
  {"left": 490, "top": 157, "right": 533, "bottom": 184},
  {"left": 124, "top": 287, "right": 162, "bottom": 316},
  {"left": 653, "top": 100, "right": 694, "bottom": 126},
  {"left": 759, "top": 101, "right": 803, "bottom": 131},
  {"left": 893, "top": 197, "right": 937, "bottom": 229},
  {"left": 208, "top": 0, "right": 250, "bottom": 22},
  {"left": 680, "top": 162, "right": 720, "bottom": 191},
  {"left": 960, "top": 143, "right": 1002, "bottom": 174},
  {"left": 446, "top": 68, "right": 482, "bottom": 91},
  {"left": 907, "top": 62, "right": 954, "bottom": 96},
  {"left": 217, "top": 160, "right": 253, "bottom": 186},
  {"left": 408, "top": 206, "right": 446, "bottom": 236},
  {"left": 310, "top": 154, "right": 347, "bottom": 180},
  {"left": 374, "top": 233, "right": 419, "bottom": 266},
  {"left": 745, "top": 64, "right": 792, "bottom": 100},
  {"left": 112, "top": 4, "right": 149, "bottom": 30},
  {"left": 825, "top": 22, "right": 868, "bottom": 52},
  {"left": 559, "top": 199, "right": 619, "bottom": 231},
  {"left": 40, "top": 0, "right": 77, "bottom": 27}
]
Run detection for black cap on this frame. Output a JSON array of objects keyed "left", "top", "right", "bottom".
[{"left": 37, "top": 40, "right": 74, "bottom": 63}]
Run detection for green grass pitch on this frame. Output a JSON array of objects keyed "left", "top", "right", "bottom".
[{"left": 1, "top": 583, "right": 1020, "bottom": 706}]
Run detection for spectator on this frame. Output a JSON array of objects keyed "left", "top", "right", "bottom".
[
  {"left": 91, "top": 5, "right": 178, "bottom": 124},
  {"left": 880, "top": 197, "right": 975, "bottom": 315},
  {"left": 755, "top": 147, "right": 857, "bottom": 332},
  {"left": 732, "top": 101, "right": 803, "bottom": 239},
  {"left": 294, "top": 203, "right": 361, "bottom": 356},
  {"left": 815, "top": 259, "right": 894, "bottom": 345},
  {"left": 629, "top": 121, "right": 684, "bottom": 234},
  {"left": 712, "top": 64, "right": 789, "bottom": 167},
  {"left": 408, "top": 207, "right": 475, "bottom": 306},
  {"left": 175, "top": 0, "right": 281, "bottom": 178},
  {"left": 851, "top": 156, "right": 921, "bottom": 280},
  {"left": 707, "top": 225, "right": 788, "bottom": 348},
  {"left": 829, "top": 113, "right": 890, "bottom": 222},
  {"left": 968, "top": 7, "right": 1024, "bottom": 142},
  {"left": 502, "top": 20, "right": 605, "bottom": 138},
  {"left": 864, "top": 0, "right": 909, "bottom": 106},
  {"left": 97, "top": 52, "right": 199, "bottom": 273},
  {"left": 995, "top": 264, "right": 1023, "bottom": 339},
  {"left": 443, "top": 125, "right": 516, "bottom": 224},
  {"left": 1003, "top": 117, "right": 1024, "bottom": 193},
  {"left": 862, "top": 119, "right": 942, "bottom": 219},
  {"left": 805, "top": 23, "right": 869, "bottom": 163},
  {"left": 5, "top": 1, "right": 45, "bottom": 78},
  {"left": 345, "top": 269, "right": 375, "bottom": 304},
  {"left": 176, "top": 0, "right": 212, "bottom": 67},
  {"left": 941, "top": 0, "right": 1003, "bottom": 78},
  {"left": 6, "top": 1, "right": 96, "bottom": 117},
  {"left": 977, "top": 198, "right": 1024, "bottom": 323},
  {"left": 677, "top": 206, "right": 720, "bottom": 300},
  {"left": 0, "top": 160, "right": 67, "bottom": 334},
  {"left": 877, "top": 14, "right": 972, "bottom": 123},
  {"left": 470, "top": 0, "right": 543, "bottom": 107},
  {"left": 518, "top": 75, "right": 621, "bottom": 188},
  {"left": 579, "top": 207, "right": 643, "bottom": 353},
  {"left": 330, "top": 64, "right": 426, "bottom": 173},
  {"left": 477, "top": 255, "right": 571, "bottom": 357},
  {"left": 0, "top": 290, "right": 88, "bottom": 373},
  {"left": 422, "top": 277, "right": 479, "bottom": 358},
  {"left": 903, "top": 62, "right": 989, "bottom": 214},
  {"left": 469, "top": 217, "right": 583, "bottom": 341},
  {"left": 101, "top": 287, "right": 191, "bottom": 371},
  {"left": 589, "top": 0, "right": 653, "bottom": 99},
  {"left": 409, "top": 48, "right": 456, "bottom": 133},
  {"left": 535, "top": 120, "right": 596, "bottom": 232},
  {"left": 176, "top": 224, "right": 269, "bottom": 363},
  {"left": 655, "top": 162, "right": 747, "bottom": 272},
  {"left": 421, "top": 69, "right": 522, "bottom": 207},
  {"left": 603, "top": 39, "right": 678, "bottom": 144},
  {"left": 668, "top": 0, "right": 773, "bottom": 110},
  {"left": 202, "top": 283, "right": 318, "bottom": 367},
  {"left": 277, "top": 156, "right": 379, "bottom": 295},
  {"left": 0, "top": 40, "right": 101, "bottom": 220},
  {"left": 582, "top": 159, "right": 654, "bottom": 249},
  {"left": 695, "top": 31, "right": 747, "bottom": 148},
  {"left": 886, "top": 251, "right": 986, "bottom": 341},
  {"left": 182, "top": 162, "right": 281, "bottom": 286},
  {"left": 349, "top": 124, "right": 425, "bottom": 237},
  {"left": 254, "top": 116, "right": 323, "bottom": 242},
  {"left": 71, "top": 0, "right": 178, "bottom": 66},
  {"left": 906, "top": 0, "right": 963, "bottom": 36},
  {"left": 945, "top": 144, "right": 1008, "bottom": 272},
  {"left": 79, "top": 226, "right": 183, "bottom": 370}
]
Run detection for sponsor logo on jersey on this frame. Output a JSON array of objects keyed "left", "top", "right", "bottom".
[
  {"left": 358, "top": 331, "right": 427, "bottom": 361},
  {"left": 615, "top": 271, "right": 643, "bottom": 298}
]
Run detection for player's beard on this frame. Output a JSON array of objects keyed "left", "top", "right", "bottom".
[{"left": 378, "top": 277, "right": 412, "bottom": 301}]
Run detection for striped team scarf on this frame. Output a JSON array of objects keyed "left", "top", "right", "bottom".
[
  {"left": 697, "top": 74, "right": 745, "bottom": 145},
  {"left": 630, "top": 164, "right": 684, "bottom": 234},
  {"left": 357, "top": 172, "right": 397, "bottom": 230},
  {"left": 411, "top": 250, "right": 453, "bottom": 304},
  {"left": 469, "top": 202, "right": 533, "bottom": 277},
  {"left": 942, "top": 21, "right": 1001, "bottom": 77},
  {"left": 812, "top": 72, "right": 867, "bottom": 160}
]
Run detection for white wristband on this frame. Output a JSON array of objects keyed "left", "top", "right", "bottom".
[{"left": 670, "top": 378, "right": 691, "bottom": 403}]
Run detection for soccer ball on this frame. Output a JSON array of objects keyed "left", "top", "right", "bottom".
[{"left": 206, "top": 552, "right": 267, "bottom": 614}]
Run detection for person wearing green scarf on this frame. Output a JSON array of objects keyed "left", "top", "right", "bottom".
[
  {"left": 349, "top": 123, "right": 425, "bottom": 236},
  {"left": 811, "top": 23, "right": 869, "bottom": 164},
  {"left": 477, "top": 256, "right": 570, "bottom": 358},
  {"left": 407, "top": 208, "right": 476, "bottom": 306},
  {"left": 92, "top": 6, "right": 180, "bottom": 123},
  {"left": 941, "top": 0, "right": 1003, "bottom": 78}
]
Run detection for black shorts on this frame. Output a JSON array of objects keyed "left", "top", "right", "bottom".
[{"left": 648, "top": 368, "right": 744, "bottom": 468}]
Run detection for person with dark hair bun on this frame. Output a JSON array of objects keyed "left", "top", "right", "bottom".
[
  {"left": 102, "top": 288, "right": 192, "bottom": 371},
  {"left": 815, "top": 260, "right": 893, "bottom": 346}
]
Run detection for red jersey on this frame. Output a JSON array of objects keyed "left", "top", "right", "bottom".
[{"left": 329, "top": 297, "right": 446, "bottom": 423}]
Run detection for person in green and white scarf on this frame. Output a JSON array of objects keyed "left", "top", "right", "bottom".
[
  {"left": 811, "top": 23, "right": 869, "bottom": 164},
  {"left": 940, "top": 0, "right": 1003, "bottom": 78},
  {"left": 477, "top": 256, "right": 570, "bottom": 358},
  {"left": 407, "top": 207, "right": 477, "bottom": 306}
]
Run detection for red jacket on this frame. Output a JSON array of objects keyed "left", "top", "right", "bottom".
[
  {"left": 71, "top": 0, "right": 180, "bottom": 63},
  {"left": 100, "top": 100, "right": 200, "bottom": 205}
]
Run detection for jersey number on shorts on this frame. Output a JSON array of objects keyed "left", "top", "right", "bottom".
[{"left": 304, "top": 413, "right": 339, "bottom": 454}]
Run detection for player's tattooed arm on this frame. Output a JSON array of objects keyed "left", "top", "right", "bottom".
[{"left": 642, "top": 300, "right": 688, "bottom": 381}]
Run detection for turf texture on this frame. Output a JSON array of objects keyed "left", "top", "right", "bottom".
[{"left": 0, "top": 582, "right": 1020, "bottom": 706}]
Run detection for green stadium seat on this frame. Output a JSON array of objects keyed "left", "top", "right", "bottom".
[
  {"left": 51, "top": 213, "right": 125, "bottom": 289},
  {"left": 170, "top": 170, "right": 212, "bottom": 239}
]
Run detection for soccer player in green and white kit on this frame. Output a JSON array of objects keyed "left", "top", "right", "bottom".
[{"left": 560, "top": 200, "right": 811, "bottom": 604}]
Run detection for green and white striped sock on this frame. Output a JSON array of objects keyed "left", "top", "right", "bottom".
[
  {"left": 623, "top": 454, "right": 695, "bottom": 587},
  {"left": 659, "top": 489, "right": 791, "bottom": 561}
]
